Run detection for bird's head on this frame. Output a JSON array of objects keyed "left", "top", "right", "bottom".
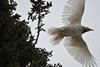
[{"left": 83, "top": 27, "right": 93, "bottom": 33}]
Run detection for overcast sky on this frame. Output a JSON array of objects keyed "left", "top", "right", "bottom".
[{"left": 16, "top": 0, "right": 100, "bottom": 67}]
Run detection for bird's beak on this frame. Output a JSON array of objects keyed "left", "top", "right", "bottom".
[{"left": 90, "top": 29, "right": 94, "bottom": 31}]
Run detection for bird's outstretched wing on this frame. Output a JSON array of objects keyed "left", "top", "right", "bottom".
[
  {"left": 64, "top": 36, "right": 96, "bottom": 67},
  {"left": 62, "top": 0, "right": 85, "bottom": 24}
]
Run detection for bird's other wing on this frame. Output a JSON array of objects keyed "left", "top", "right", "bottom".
[
  {"left": 64, "top": 36, "right": 96, "bottom": 67},
  {"left": 62, "top": 0, "right": 85, "bottom": 24}
]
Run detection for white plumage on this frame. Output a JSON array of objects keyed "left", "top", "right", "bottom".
[{"left": 48, "top": 0, "right": 96, "bottom": 67}]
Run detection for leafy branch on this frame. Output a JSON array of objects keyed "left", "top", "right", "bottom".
[{"left": 28, "top": 0, "right": 52, "bottom": 47}]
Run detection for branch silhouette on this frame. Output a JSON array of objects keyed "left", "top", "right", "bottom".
[{"left": 28, "top": 0, "right": 52, "bottom": 47}]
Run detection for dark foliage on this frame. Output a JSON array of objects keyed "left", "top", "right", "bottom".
[
  {"left": 28, "top": 0, "right": 52, "bottom": 46},
  {"left": 0, "top": 0, "right": 62, "bottom": 67}
]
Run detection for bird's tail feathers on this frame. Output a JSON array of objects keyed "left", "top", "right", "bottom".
[
  {"left": 48, "top": 27, "right": 64, "bottom": 45},
  {"left": 48, "top": 27, "right": 60, "bottom": 35}
]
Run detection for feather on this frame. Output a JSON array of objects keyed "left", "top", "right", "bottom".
[
  {"left": 64, "top": 36, "right": 97, "bottom": 67},
  {"left": 48, "top": 27, "right": 64, "bottom": 45},
  {"left": 62, "top": 0, "right": 85, "bottom": 24}
]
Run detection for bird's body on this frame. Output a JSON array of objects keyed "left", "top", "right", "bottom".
[
  {"left": 60, "top": 24, "right": 83, "bottom": 36},
  {"left": 48, "top": 0, "right": 96, "bottom": 67}
]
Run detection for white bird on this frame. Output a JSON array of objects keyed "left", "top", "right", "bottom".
[{"left": 48, "top": 0, "right": 97, "bottom": 67}]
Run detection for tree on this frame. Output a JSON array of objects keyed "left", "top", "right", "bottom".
[
  {"left": 28, "top": 0, "right": 52, "bottom": 46},
  {"left": 0, "top": 0, "right": 62, "bottom": 67}
]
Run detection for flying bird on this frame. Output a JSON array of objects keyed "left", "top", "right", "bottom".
[{"left": 48, "top": 0, "right": 97, "bottom": 67}]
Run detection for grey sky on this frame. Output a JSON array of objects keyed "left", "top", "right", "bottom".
[{"left": 16, "top": 0, "right": 100, "bottom": 67}]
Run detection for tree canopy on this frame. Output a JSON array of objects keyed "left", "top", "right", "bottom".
[{"left": 0, "top": 0, "right": 62, "bottom": 67}]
